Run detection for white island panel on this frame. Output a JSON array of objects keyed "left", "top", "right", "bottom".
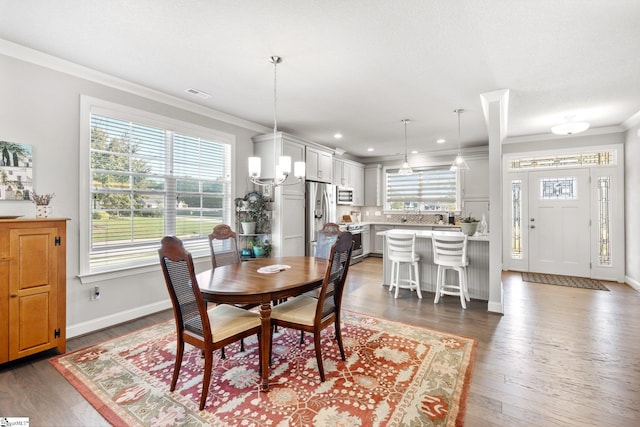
[{"left": 377, "top": 229, "right": 490, "bottom": 301}]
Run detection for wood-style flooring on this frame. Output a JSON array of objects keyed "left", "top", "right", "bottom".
[{"left": 1, "top": 257, "right": 638, "bottom": 426}]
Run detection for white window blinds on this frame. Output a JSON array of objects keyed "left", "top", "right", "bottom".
[
  {"left": 89, "top": 114, "right": 231, "bottom": 273},
  {"left": 385, "top": 167, "right": 458, "bottom": 211}
]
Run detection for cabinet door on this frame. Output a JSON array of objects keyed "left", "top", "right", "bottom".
[
  {"left": 362, "top": 226, "right": 371, "bottom": 255},
  {"left": 333, "top": 159, "right": 344, "bottom": 186},
  {"left": 373, "top": 225, "right": 394, "bottom": 253},
  {"left": 351, "top": 164, "right": 364, "bottom": 206},
  {"left": 365, "top": 164, "right": 382, "bottom": 206},
  {"left": 9, "top": 226, "right": 60, "bottom": 360}
]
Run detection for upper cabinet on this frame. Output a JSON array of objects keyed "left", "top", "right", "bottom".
[
  {"left": 364, "top": 164, "right": 383, "bottom": 207},
  {"left": 333, "top": 158, "right": 364, "bottom": 206},
  {"left": 305, "top": 146, "right": 333, "bottom": 183}
]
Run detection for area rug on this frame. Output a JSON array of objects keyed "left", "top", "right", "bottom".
[
  {"left": 522, "top": 272, "right": 609, "bottom": 291},
  {"left": 51, "top": 311, "right": 476, "bottom": 426}
]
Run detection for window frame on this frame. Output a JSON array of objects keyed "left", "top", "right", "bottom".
[
  {"left": 383, "top": 165, "right": 461, "bottom": 213},
  {"left": 79, "top": 96, "right": 236, "bottom": 283}
]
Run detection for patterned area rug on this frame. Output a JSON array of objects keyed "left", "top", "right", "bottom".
[
  {"left": 51, "top": 311, "right": 476, "bottom": 426},
  {"left": 522, "top": 272, "right": 609, "bottom": 291}
]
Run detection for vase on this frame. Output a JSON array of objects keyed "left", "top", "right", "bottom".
[
  {"left": 241, "top": 221, "right": 256, "bottom": 234},
  {"left": 253, "top": 246, "right": 265, "bottom": 257},
  {"left": 460, "top": 222, "right": 478, "bottom": 236},
  {"left": 36, "top": 205, "right": 52, "bottom": 218}
]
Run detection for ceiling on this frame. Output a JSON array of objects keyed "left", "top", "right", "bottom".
[{"left": 2, "top": 0, "right": 639, "bottom": 160}]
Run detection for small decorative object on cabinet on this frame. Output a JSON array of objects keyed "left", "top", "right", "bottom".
[
  {"left": 0, "top": 218, "right": 68, "bottom": 364},
  {"left": 31, "top": 191, "right": 55, "bottom": 218},
  {"left": 235, "top": 192, "right": 272, "bottom": 260}
]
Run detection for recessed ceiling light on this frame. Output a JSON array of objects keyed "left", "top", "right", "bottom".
[
  {"left": 411, "top": 150, "right": 418, "bottom": 154},
  {"left": 334, "top": 133, "right": 343, "bottom": 139},
  {"left": 367, "top": 148, "right": 374, "bottom": 152},
  {"left": 436, "top": 139, "right": 446, "bottom": 144},
  {"left": 185, "top": 88, "right": 211, "bottom": 99}
]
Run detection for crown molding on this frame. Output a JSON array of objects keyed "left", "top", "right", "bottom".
[{"left": 0, "top": 38, "right": 270, "bottom": 134}]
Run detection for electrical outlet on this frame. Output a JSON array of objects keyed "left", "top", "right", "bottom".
[
  {"left": 374, "top": 211, "right": 381, "bottom": 216},
  {"left": 90, "top": 285, "right": 101, "bottom": 301}
]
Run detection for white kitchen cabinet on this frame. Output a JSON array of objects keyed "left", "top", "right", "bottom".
[
  {"left": 351, "top": 163, "right": 364, "bottom": 206},
  {"left": 365, "top": 164, "right": 383, "bottom": 206},
  {"left": 372, "top": 224, "right": 394, "bottom": 254},
  {"left": 252, "top": 132, "right": 306, "bottom": 256},
  {"left": 362, "top": 224, "right": 371, "bottom": 256},
  {"left": 306, "top": 146, "right": 333, "bottom": 183},
  {"left": 334, "top": 158, "right": 364, "bottom": 206}
]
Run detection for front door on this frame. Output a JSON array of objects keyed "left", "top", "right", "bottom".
[{"left": 528, "top": 169, "right": 590, "bottom": 277}]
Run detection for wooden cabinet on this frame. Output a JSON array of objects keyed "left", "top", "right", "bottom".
[
  {"left": 1, "top": 218, "right": 67, "bottom": 364},
  {"left": 306, "top": 146, "right": 333, "bottom": 183}
]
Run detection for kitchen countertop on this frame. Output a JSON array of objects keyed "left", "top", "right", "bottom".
[{"left": 376, "top": 227, "right": 489, "bottom": 242}]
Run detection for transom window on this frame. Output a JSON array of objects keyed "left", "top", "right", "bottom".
[
  {"left": 80, "top": 98, "right": 234, "bottom": 276},
  {"left": 385, "top": 167, "right": 459, "bottom": 212}
]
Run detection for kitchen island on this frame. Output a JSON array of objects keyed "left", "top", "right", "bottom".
[{"left": 377, "top": 229, "right": 490, "bottom": 301}]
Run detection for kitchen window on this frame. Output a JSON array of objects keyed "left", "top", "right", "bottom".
[
  {"left": 385, "top": 166, "right": 459, "bottom": 212},
  {"left": 79, "top": 97, "right": 234, "bottom": 277}
]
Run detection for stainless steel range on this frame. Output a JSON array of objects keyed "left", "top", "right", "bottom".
[{"left": 340, "top": 223, "right": 363, "bottom": 264}]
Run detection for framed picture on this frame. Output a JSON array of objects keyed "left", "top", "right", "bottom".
[{"left": 0, "top": 141, "right": 33, "bottom": 201}]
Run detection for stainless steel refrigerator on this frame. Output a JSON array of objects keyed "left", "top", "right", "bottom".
[{"left": 305, "top": 181, "right": 336, "bottom": 256}]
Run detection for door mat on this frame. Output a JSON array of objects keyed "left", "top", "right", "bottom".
[
  {"left": 51, "top": 311, "right": 477, "bottom": 426},
  {"left": 522, "top": 272, "right": 609, "bottom": 291}
]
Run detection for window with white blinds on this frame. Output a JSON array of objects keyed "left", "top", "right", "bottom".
[
  {"left": 385, "top": 167, "right": 459, "bottom": 212},
  {"left": 87, "top": 112, "right": 232, "bottom": 274}
]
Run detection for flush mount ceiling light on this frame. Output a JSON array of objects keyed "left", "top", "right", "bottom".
[
  {"left": 450, "top": 109, "right": 470, "bottom": 171},
  {"left": 248, "top": 56, "right": 305, "bottom": 187},
  {"left": 398, "top": 119, "right": 413, "bottom": 175},
  {"left": 551, "top": 115, "right": 590, "bottom": 135}
]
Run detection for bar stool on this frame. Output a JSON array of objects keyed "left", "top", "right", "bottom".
[
  {"left": 386, "top": 232, "right": 422, "bottom": 299},
  {"left": 432, "top": 232, "right": 470, "bottom": 309}
]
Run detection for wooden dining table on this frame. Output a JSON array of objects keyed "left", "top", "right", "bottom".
[{"left": 196, "top": 256, "right": 328, "bottom": 391}]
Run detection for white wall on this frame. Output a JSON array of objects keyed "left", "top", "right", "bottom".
[
  {"left": 625, "top": 125, "right": 640, "bottom": 289},
  {"left": 0, "top": 51, "right": 269, "bottom": 336}
]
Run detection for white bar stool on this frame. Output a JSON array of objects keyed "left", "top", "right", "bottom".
[
  {"left": 386, "top": 232, "right": 422, "bottom": 299},
  {"left": 432, "top": 232, "right": 470, "bottom": 309}
]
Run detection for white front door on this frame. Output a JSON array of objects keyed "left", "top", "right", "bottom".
[{"left": 528, "top": 169, "right": 590, "bottom": 277}]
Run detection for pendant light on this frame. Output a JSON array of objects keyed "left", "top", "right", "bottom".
[
  {"left": 398, "top": 119, "right": 413, "bottom": 175},
  {"left": 450, "top": 109, "right": 470, "bottom": 171},
  {"left": 248, "top": 56, "right": 305, "bottom": 187}
]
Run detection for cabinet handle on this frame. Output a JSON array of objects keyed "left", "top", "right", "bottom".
[{"left": 10, "top": 293, "right": 18, "bottom": 298}]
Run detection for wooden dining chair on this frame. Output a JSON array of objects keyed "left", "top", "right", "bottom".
[
  {"left": 270, "top": 231, "right": 354, "bottom": 381},
  {"left": 158, "top": 236, "right": 262, "bottom": 410},
  {"left": 208, "top": 224, "right": 257, "bottom": 355},
  {"left": 208, "top": 224, "right": 241, "bottom": 269}
]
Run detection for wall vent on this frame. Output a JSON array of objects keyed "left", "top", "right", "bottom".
[{"left": 185, "top": 88, "right": 211, "bottom": 99}]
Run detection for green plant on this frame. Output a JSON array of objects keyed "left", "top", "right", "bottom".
[
  {"left": 460, "top": 216, "right": 478, "bottom": 223},
  {"left": 243, "top": 197, "right": 269, "bottom": 232}
]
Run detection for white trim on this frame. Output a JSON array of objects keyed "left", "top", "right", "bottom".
[
  {"left": 0, "top": 39, "right": 270, "bottom": 134},
  {"left": 487, "top": 301, "right": 504, "bottom": 314},
  {"left": 504, "top": 126, "right": 624, "bottom": 144},
  {"left": 626, "top": 275, "right": 640, "bottom": 291},
  {"left": 66, "top": 299, "right": 172, "bottom": 338}
]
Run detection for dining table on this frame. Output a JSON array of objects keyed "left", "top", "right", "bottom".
[{"left": 196, "top": 256, "right": 328, "bottom": 391}]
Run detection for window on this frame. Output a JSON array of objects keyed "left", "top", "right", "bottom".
[
  {"left": 80, "top": 98, "right": 234, "bottom": 276},
  {"left": 385, "top": 167, "right": 458, "bottom": 212}
]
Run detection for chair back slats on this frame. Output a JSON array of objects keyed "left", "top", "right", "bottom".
[
  {"left": 315, "top": 222, "right": 341, "bottom": 259},
  {"left": 316, "top": 232, "right": 353, "bottom": 322},
  {"left": 386, "top": 233, "right": 416, "bottom": 261},
  {"left": 208, "top": 224, "right": 240, "bottom": 269},
  {"left": 159, "top": 236, "right": 210, "bottom": 339},
  {"left": 432, "top": 232, "right": 468, "bottom": 264}
]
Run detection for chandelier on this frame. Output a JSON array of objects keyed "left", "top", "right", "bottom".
[
  {"left": 398, "top": 119, "right": 413, "bottom": 175},
  {"left": 248, "top": 56, "right": 305, "bottom": 187},
  {"left": 450, "top": 108, "right": 470, "bottom": 171}
]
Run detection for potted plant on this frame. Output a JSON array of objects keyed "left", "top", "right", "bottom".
[
  {"left": 459, "top": 215, "right": 479, "bottom": 236},
  {"left": 239, "top": 192, "right": 269, "bottom": 234}
]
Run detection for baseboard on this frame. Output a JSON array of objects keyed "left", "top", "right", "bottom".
[
  {"left": 66, "top": 299, "right": 172, "bottom": 339},
  {"left": 626, "top": 275, "right": 640, "bottom": 291},
  {"left": 487, "top": 301, "right": 504, "bottom": 314}
]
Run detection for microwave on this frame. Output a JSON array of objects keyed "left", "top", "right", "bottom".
[{"left": 336, "top": 187, "right": 354, "bottom": 205}]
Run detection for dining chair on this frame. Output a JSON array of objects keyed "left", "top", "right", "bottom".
[
  {"left": 386, "top": 232, "right": 422, "bottom": 299},
  {"left": 208, "top": 224, "right": 241, "bottom": 269},
  {"left": 270, "top": 231, "right": 354, "bottom": 382},
  {"left": 208, "top": 224, "right": 258, "bottom": 355},
  {"left": 158, "top": 236, "right": 262, "bottom": 410},
  {"left": 432, "top": 232, "right": 470, "bottom": 309},
  {"left": 315, "top": 222, "right": 341, "bottom": 259}
]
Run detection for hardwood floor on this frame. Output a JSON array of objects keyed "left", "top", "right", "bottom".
[{"left": 1, "top": 257, "right": 638, "bottom": 426}]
